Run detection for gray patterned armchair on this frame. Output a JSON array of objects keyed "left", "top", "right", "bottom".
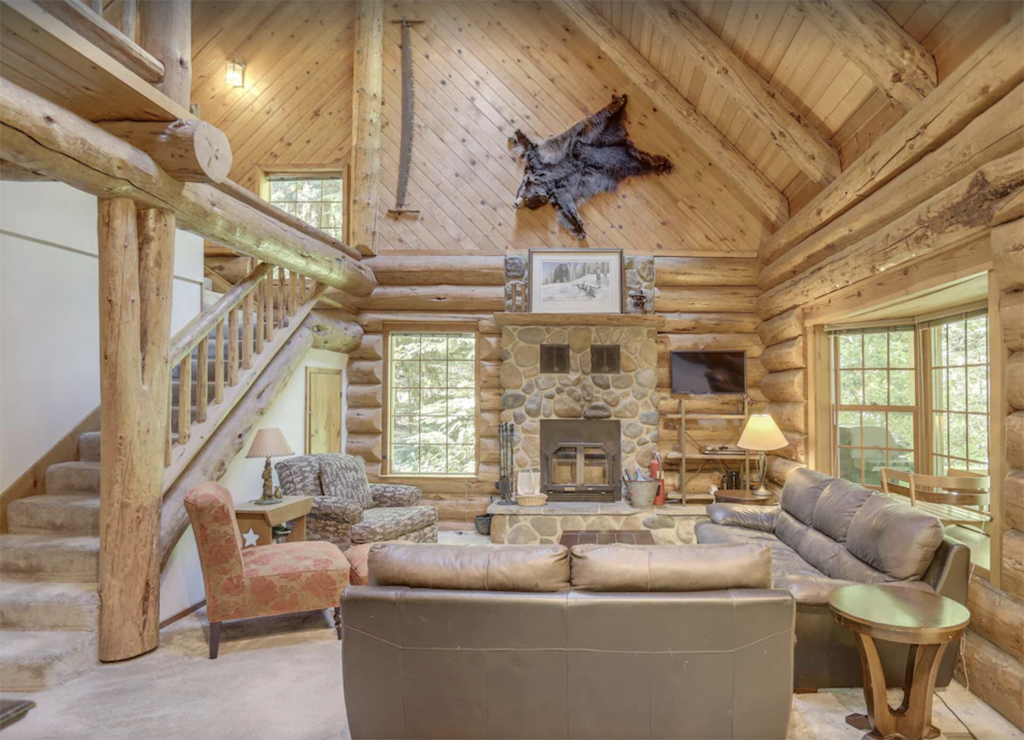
[{"left": 275, "top": 454, "right": 438, "bottom": 551}]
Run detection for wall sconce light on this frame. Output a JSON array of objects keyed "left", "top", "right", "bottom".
[{"left": 226, "top": 59, "right": 245, "bottom": 88}]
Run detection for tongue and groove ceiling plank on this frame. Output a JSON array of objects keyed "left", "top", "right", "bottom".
[{"left": 185, "top": 0, "right": 1015, "bottom": 256}]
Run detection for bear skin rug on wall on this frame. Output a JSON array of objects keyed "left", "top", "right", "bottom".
[{"left": 508, "top": 94, "right": 673, "bottom": 240}]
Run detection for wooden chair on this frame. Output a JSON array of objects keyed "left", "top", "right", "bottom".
[
  {"left": 184, "top": 482, "right": 351, "bottom": 658},
  {"left": 880, "top": 468, "right": 991, "bottom": 529}
]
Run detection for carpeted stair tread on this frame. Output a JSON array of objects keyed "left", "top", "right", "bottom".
[
  {"left": 0, "top": 631, "right": 96, "bottom": 692},
  {"left": 6, "top": 495, "right": 100, "bottom": 537},
  {"left": 0, "top": 535, "right": 100, "bottom": 581},
  {"left": 77, "top": 432, "right": 101, "bottom": 463},
  {"left": 45, "top": 462, "right": 100, "bottom": 496},
  {"left": 0, "top": 580, "right": 98, "bottom": 631}
]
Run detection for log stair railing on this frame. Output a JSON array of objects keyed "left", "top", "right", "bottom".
[{"left": 162, "top": 261, "right": 326, "bottom": 494}]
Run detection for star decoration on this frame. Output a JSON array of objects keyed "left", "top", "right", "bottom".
[{"left": 242, "top": 527, "right": 260, "bottom": 548}]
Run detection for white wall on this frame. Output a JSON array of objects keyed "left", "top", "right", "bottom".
[
  {"left": 159, "top": 349, "right": 348, "bottom": 621},
  {"left": 0, "top": 182, "right": 204, "bottom": 490}
]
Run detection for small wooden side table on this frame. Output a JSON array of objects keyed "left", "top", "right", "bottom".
[
  {"left": 235, "top": 495, "right": 313, "bottom": 548},
  {"left": 713, "top": 489, "right": 776, "bottom": 505},
  {"left": 828, "top": 584, "right": 970, "bottom": 740}
]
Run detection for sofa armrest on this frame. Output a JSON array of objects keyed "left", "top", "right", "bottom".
[
  {"left": 706, "top": 503, "right": 779, "bottom": 532},
  {"left": 776, "top": 574, "right": 935, "bottom": 605},
  {"left": 310, "top": 496, "right": 363, "bottom": 524},
  {"left": 369, "top": 483, "right": 422, "bottom": 508}
]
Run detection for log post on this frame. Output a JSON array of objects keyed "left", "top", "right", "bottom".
[
  {"left": 351, "top": 0, "right": 384, "bottom": 256},
  {"left": 139, "top": 0, "right": 192, "bottom": 108},
  {"left": 98, "top": 201, "right": 175, "bottom": 662}
]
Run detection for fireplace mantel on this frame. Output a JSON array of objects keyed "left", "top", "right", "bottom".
[{"left": 493, "top": 313, "right": 666, "bottom": 328}]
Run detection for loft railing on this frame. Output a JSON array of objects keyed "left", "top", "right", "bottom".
[
  {"left": 162, "top": 262, "right": 325, "bottom": 493},
  {"left": 35, "top": 0, "right": 161, "bottom": 84}
]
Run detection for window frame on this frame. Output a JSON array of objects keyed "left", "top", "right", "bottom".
[
  {"left": 825, "top": 306, "right": 991, "bottom": 489},
  {"left": 382, "top": 323, "right": 480, "bottom": 479},
  {"left": 258, "top": 166, "right": 349, "bottom": 244}
]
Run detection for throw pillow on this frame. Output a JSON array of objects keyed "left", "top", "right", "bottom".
[{"left": 320, "top": 454, "right": 374, "bottom": 509}]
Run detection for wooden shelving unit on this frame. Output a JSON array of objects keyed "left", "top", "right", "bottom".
[{"left": 668, "top": 396, "right": 750, "bottom": 504}]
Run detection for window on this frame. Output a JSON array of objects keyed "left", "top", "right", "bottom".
[
  {"left": 930, "top": 313, "right": 989, "bottom": 473},
  {"left": 832, "top": 328, "right": 916, "bottom": 488},
  {"left": 388, "top": 332, "right": 476, "bottom": 475},
  {"left": 827, "top": 309, "right": 990, "bottom": 488},
  {"left": 265, "top": 173, "right": 344, "bottom": 240}
]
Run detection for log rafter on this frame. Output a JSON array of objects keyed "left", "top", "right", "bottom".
[
  {"left": 759, "top": 17, "right": 1024, "bottom": 268},
  {"left": 791, "top": 0, "right": 937, "bottom": 110},
  {"left": 555, "top": 0, "right": 788, "bottom": 227},
  {"left": 636, "top": 1, "right": 840, "bottom": 186}
]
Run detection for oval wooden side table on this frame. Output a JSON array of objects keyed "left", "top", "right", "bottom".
[
  {"left": 828, "top": 584, "right": 970, "bottom": 740},
  {"left": 712, "top": 489, "right": 776, "bottom": 506}
]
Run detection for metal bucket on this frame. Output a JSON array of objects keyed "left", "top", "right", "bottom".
[
  {"left": 626, "top": 481, "right": 660, "bottom": 508},
  {"left": 474, "top": 514, "right": 492, "bottom": 536}
]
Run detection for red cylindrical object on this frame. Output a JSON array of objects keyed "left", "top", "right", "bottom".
[{"left": 650, "top": 457, "right": 667, "bottom": 506}]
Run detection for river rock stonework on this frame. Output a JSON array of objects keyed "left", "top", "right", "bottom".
[{"left": 499, "top": 325, "right": 661, "bottom": 477}]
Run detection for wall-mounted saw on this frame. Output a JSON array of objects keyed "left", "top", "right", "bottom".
[{"left": 388, "top": 18, "right": 422, "bottom": 217}]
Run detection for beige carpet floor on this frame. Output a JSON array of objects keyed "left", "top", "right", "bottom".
[{"left": 2, "top": 602, "right": 1020, "bottom": 740}]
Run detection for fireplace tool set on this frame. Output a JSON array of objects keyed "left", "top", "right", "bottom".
[{"left": 496, "top": 422, "right": 516, "bottom": 505}]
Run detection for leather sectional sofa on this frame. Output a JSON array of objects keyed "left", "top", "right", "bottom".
[
  {"left": 695, "top": 468, "right": 970, "bottom": 690},
  {"left": 342, "top": 542, "right": 796, "bottom": 740}
]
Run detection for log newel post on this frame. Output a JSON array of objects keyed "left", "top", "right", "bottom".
[
  {"left": 98, "top": 200, "right": 176, "bottom": 662},
  {"left": 140, "top": 0, "right": 192, "bottom": 108}
]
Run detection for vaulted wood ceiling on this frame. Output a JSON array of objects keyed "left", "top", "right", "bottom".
[{"left": 183, "top": 0, "right": 1015, "bottom": 257}]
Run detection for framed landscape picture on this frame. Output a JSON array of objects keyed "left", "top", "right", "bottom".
[{"left": 528, "top": 249, "right": 623, "bottom": 314}]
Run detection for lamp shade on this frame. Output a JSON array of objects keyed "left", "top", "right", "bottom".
[
  {"left": 246, "top": 428, "right": 293, "bottom": 459},
  {"left": 737, "top": 414, "right": 787, "bottom": 452}
]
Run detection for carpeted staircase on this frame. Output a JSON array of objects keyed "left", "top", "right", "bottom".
[{"left": 0, "top": 432, "right": 102, "bottom": 691}]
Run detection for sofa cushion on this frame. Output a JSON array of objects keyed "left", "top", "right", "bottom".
[
  {"left": 570, "top": 543, "right": 771, "bottom": 592},
  {"left": 780, "top": 468, "right": 832, "bottom": 526},
  {"left": 793, "top": 527, "right": 846, "bottom": 576},
  {"left": 774, "top": 510, "right": 812, "bottom": 553},
  {"left": 695, "top": 521, "right": 824, "bottom": 582},
  {"left": 320, "top": 455, "right": 374, "bottom": 509},
  {"left": 845, "top": 495, "right": 944, "bottom": 581},
  {"left": 813, "top": 480, "right": 873, "bottom": 542},
  {"left": 368, "top": 543, "right": 570, "bottom": 591},
  {"left": 350, "top": 505, "right": 438, "bottom": 544},
  {"left": 826, "top": 548, "right": 895, "bottom": 584},
  {"left": 275, "top": 456, "right": 324, "bottom": 497}
]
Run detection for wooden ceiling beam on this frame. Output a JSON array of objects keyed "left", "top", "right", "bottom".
[
  {"left": 791, "top": 0, "right": 937, "bottom": 110},
  {"left": 759, "top": 16, "right": 1024, "bottom": 267},
  {"left": 97, "top": 119, "right": 233, "bottom": 184},
  {"left": 555, "top": 0, "right": 788, "bottom": 227},
  {"left": 636, "top": 1, "right": 840, "bottom": 187},
  {"left": 350, "top": 0, "right": 384, "bottom": 257},
  {"left": 0, "top": 78, "right": 376, "bottom": 295}
]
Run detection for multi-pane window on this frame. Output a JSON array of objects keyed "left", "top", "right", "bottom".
[
  {"left": 833, "top": 328, "right": 916, "bottom": 488},
  {"left": 266, "top": 174, "right": 344, "bottom": 240},
  {"left": 388, "top": 333, "right": 476, "bottom": 475},
  {"left": 931, "top": 313, "right": 989, "bottom": 473}
]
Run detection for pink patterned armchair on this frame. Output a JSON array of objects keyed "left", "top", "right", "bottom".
[{"left": 184, "top": 482, "right": 351, "bottom": 658}]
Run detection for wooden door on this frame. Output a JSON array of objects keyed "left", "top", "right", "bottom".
[{"left": 306, "top": 368, "right": 342, "bottom": 454}]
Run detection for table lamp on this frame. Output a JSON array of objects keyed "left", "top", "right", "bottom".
[
  {"left": 247, "top": 427, "right": 293, "bottom": 505},
  {"left": 737, "top": 413, "right": 788, "bottom": 497}
]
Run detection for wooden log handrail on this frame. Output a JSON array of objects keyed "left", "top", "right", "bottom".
[
  {"left": 162, "top": 260, "right": 325, "bottom": 494},
  {"left": 35, "top": 0, "right": 165, "bottom": 83},
  {"left": 169, "top": 262, "right": 273, "bottom": 365}
]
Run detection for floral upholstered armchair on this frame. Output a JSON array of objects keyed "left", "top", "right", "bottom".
[
  {"left": 183, "top": 482, "right": 351, "bottom": 658},
  {"left": 275, "top": 453, "right": 438, "bottom": 551}
]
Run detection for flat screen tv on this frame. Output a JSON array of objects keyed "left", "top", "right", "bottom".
[{"left": 670, "top": 351, "right": 746, "bottom": 395}]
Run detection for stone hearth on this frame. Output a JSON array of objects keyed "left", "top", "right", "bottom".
[
  {"left": 499, "top": 325, "right": 661, "bottom": 489},
  {"left": 487, "top": 501, "right": 708, "bottom": 545}
]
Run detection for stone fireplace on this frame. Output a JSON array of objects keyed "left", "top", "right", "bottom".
[{"left": 499, "top": 324, "right": 660, "bottom": 500}]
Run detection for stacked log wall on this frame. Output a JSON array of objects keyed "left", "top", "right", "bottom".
[{"left": 345, "top": 257, "right": 504, "bottom": 527}]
